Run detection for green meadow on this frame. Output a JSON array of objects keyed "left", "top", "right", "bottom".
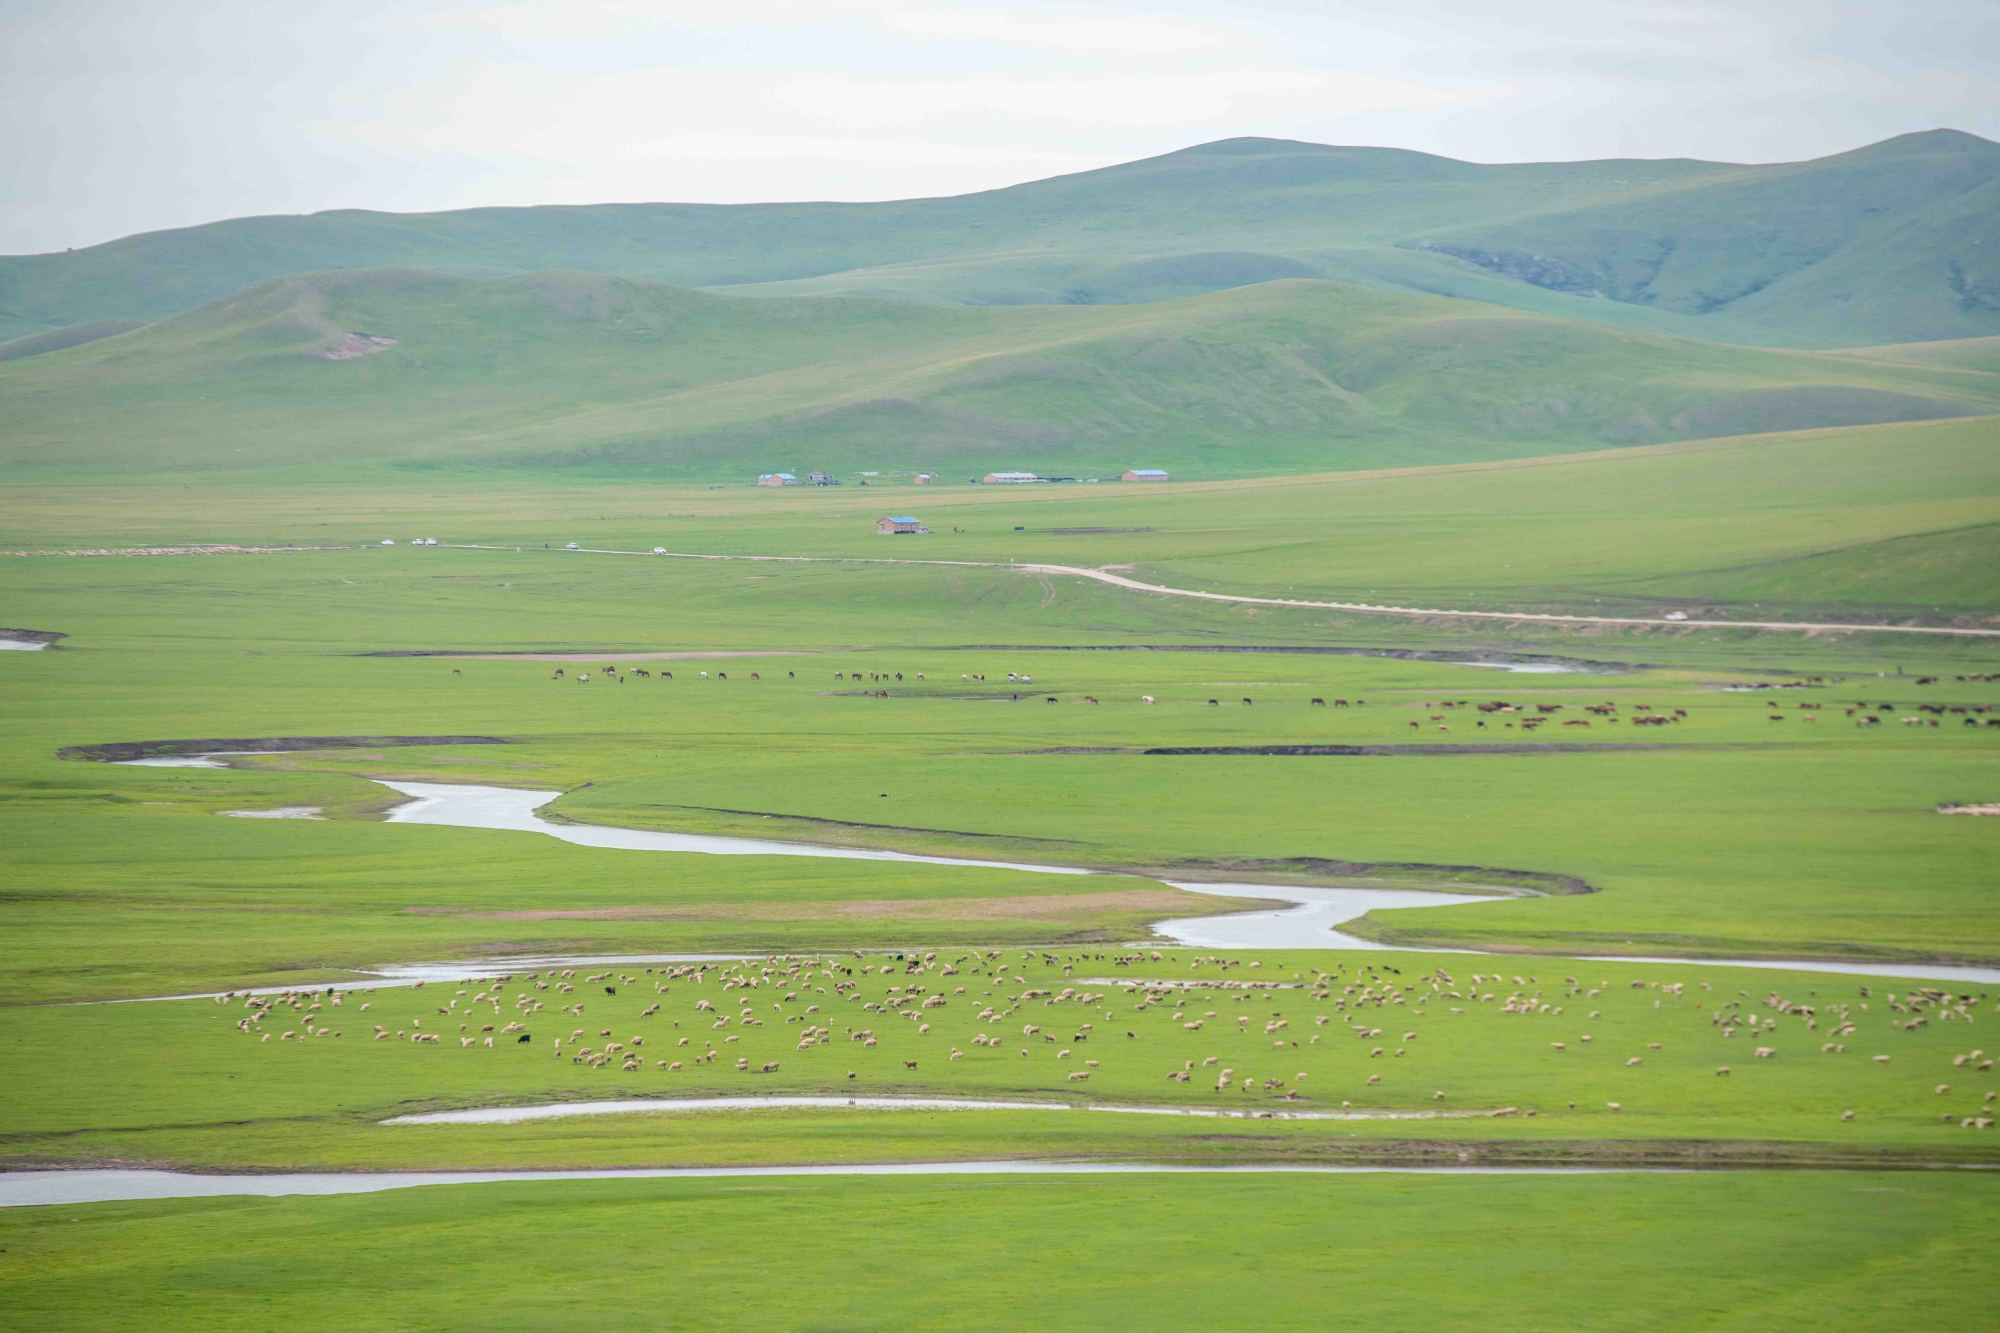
[
  {"left": 5, "top": 117, "right": 2000, "bottom": 1332},
  {"left": 3, "top": 368, "right": 1997, "bottom": 1327},
  {"left": 1, "top": 556, "right": 1996, "bottom": 1002},
  {"left": 4, "top": 270, "right": 1996, "bottom": 485},
  {"left": 6, "top": 945, "right": 1997, "bottom": 1175},
  {"left": 7, "top": 412, "right": 1999, "bottom": 622},
  {"left": 5, "top": 1172, "right": 1994, "bottom": 1332}
]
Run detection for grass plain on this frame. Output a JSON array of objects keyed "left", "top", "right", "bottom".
[
  {"left": 6, "top": 413, "right": 1998, "bottom": 622},
  {"left": 5, "top": 1172, "right": 1994, "bottom": 1332},
  {"left": 3, "top": 432, "right": 1997, "bottom": 1327}
]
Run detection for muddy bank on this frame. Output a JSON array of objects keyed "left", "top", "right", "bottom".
[
  {"left": 1150, "top": 858, "right": 1593, "bottom": 897},
  {"left": 60, "top": 736, "right": 510, "bottom": 763}
]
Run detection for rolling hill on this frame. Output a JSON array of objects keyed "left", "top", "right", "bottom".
[
  {"left": 1, "top": 131, "right": 1993, "bottom": 348},
  {"left": 2, "top": 269, "right": 1993, "bottom": 483}
]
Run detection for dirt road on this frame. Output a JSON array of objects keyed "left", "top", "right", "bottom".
[{"left": 439, "top": 544, "right": 2000, "bottom": 638}]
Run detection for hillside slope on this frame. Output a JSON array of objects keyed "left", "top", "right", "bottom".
[
  {"left": 3, "top": 270, "right": 1993, "bottom": 483},
  {"left": 1, "top": 132, "right": 1993, "bottom": 347},
  {"left": 1412, "top": 131, "right": 2000, "bottom": 346}
]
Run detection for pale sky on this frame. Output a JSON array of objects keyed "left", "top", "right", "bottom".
[{"left": 1, "top": 0, "right": 1995, "bottom": 254}]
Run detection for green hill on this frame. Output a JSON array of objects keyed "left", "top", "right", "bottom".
[
  {"left": 2, "top": 132, "right": 1992, "bottom": 347},
  {"left": 1411, "top": 131, "right": 2000, "bottom": 347},
  {"left": 3, "top": 269, "right": 1992, "bottom": 483}
]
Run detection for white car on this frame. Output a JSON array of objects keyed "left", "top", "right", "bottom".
[
  {"left": 380, "top": 539, "right": 396, "bottom": 546},
  {"left": 565, "top": 542, "right": 581, "bottom": 551},
  {"left": 653, "top": 547, "right": 667, "bottom": 555},
  {"left": 1663, "top": 611, "right": 1689, "bottom": 622}
]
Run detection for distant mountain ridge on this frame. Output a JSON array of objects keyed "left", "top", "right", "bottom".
[{"left": 1, "top": 130, "right": 1994, "bottom": 348}]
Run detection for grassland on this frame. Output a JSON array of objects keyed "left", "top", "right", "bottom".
[
  {"left": 6, "top": 1172, "right": 1995, "bottom": 1331},
  {"left": 3, "top": 519, "right": 1997, "bottom": 1002},
  {"left": 5, "top": 413, "right": 1998, "bottom": 624},
  {"left": 3, "top": 445, "right": 1997, "bottom": 1324},
  {"left": 5, "top": 270, "right": 1995, "bottom": 486},
  {"left": 7, "top": 943, "right": 1998, "bottom": 1173}
]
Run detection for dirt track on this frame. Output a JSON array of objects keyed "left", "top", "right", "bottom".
[{"left": 440, "top": 543, "right": 2000, "bottom": 638}]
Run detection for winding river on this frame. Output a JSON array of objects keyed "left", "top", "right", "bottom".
[
  {"left": 380, "top": 1096, "right": 1469, "bottom": 1126},
  {"left": 376, "top": 780, "right": 2000, "bottom": 985},
  {"left": 106, "top": 763, "right": 2000, "bottom": 987},
  {"left": 0, "top": 1161, "right": 1651, "bottom": 1207},
  {"left": 26, "top": 759, "right": 1991, "bottom": 1208}
]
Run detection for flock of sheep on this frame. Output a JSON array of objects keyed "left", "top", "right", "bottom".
[{"left": 217, "top": 951, "right": 1997, "bottom": 1131}]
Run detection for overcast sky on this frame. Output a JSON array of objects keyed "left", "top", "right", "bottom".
[{"left": 2, "top": 0, "right": 1994, "bottom": 254}]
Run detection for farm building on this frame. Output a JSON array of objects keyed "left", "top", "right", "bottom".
[
  {"left": 876, "top": 515, "right": 927, "bottom": 535},
  {"left": 1122, "top": 468, "right": 1170, "bottom": 482},
  {"left": 808, "top": 471, "right": 839, "bottom": 486},
  {"left": 982, "top": 471, "right": 1038, "bottom": 484},
  {"left": 913, "top": 473, "right": 933, "bottom": 485},
  {"left": 756, "top": 472, "right": 798, "bottom": 487}
]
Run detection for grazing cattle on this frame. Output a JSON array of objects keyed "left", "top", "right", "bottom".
[
  {"left": 1310, "top": 698, "right": 1324, "bottom": 707},
  {"left": 552, "top": 668, "right": 564, "bottom": 679},
  {"left": 1141, "top": 695, "right": 1156, "bottom": 705},
  {"left": 1208, "top": 699, "right": 1219, "bottom": 706},
  {"left": 1241, "top": 698, "right": 1253, "bottom": 706}
]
